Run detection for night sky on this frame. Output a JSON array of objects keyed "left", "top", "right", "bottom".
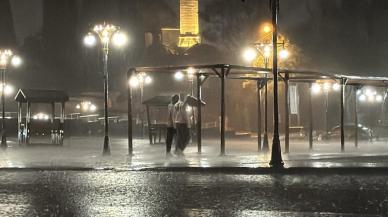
[{"left": 4, "top": 0, "right": 388, "bottom": 85}]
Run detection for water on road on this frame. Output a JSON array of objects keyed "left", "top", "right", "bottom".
[{"left": 0, "top": 170, "right": 386, "bottom": 216}]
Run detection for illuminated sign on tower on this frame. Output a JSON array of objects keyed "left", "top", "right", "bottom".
[{"left": 178, "top": 0, "right": 201, "bottom": 48}]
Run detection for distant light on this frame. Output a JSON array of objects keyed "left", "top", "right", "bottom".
[
  {"left": 359, "top": 94, "right": 366, "bottom": 102},
  {"left": 311, "top": 83, "right": 321, "bottom": 94},
  {"left": 90, "top": 104, "right": 97, "bottom": 112},
  {"left": 243, "top": 48, "right": 257, "bottom": 62},
  {"left": 11, "top": 55, "right": 22, "bottom": 67},
  {"left": 4, "top": 84, "right": 13, "bottom": 95},
  {"left": 365, "top": 88, "right": 374, "bottom": 97},
  {"left": 129, "top": 76, "right": 139, "bottom": 88},
  {"left": 367, "top": 95, "right": 375, "bottom": 102},
  {"left": 263, "top": 46, "right": 271, "bottom": 58},
  {"left": 376, "top": 95, "right": 383, "bottom": 102},
  {"left": 323, "top": 82, "right": 331, "bottom": 91},
  {"left": 262, "top": 24, "right": 272, "bottom": 33},
  {"left": 82, "top": 102, "right": 89, "bottom": 111},
  {"left": 112, "top": 31, "right": 128, "bottom": 47},
  {"left": 187, "top": 67, "right": 195, "bottom": 80},
  {"left": 356, "top": 89, "right": 362, "bottom": 95},
  {"left": 279, "top": 49, "right": 289, "bottom": 59},
  {"left": 332, "top": 83, "right": 341, "bottom": 91},
  {"left": 76, "top": 104, "right": 81, "bottom": 109},
  {"left": 186, "top": 106, "right": 192, "bottom": 113},
  {"left": 144, "top": 76, "right": 152, "bottom": 84},
  {"left": 33, "top": 113, "right": 49, "bottom": 121},
  {"left": 84, "top": 33, "right": 96, "bottom": 47},
  {"left": 174, "top": 71, "right": 184, "bottom": 81},
  {"left": 187, "top": 67, "right": 195, "bottom": 75}
]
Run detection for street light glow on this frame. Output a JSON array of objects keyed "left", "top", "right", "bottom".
[
  {"left": 359, "top": 94, "right": 366, "bottom": 102},
  {"left": 4, "top": 84, "right": 13, "bottom": 95},
  {"left": 144, "top": 76, "right": 152, "bottom": 84},
  {"left": 263, "top": 46, "right": 271, "bottom": 58},
  {"left": 174, "top": 71, "right": 184, "bottom": 80},
  {"left": 263, "top": 24, "right": 272, "bottom": 33},
  {"left": 90, "top": 104, "right": 97, "bottom": 112},
  {"left": 323, "top": 82, "right": 331, "bottom": 91},
  {"left": 83, "top": 33, "right": 97, "bottom": 47},
  {"left": 311, "top": 83, "right": 322, "bottom": 94},
  {"left": 243, "top": 48, "right": 257, "bottom": 62},
  {"left": 279, "top": 49, "right": 289, "bottom": 59},
  {"left": 112, "top": 31, "right": 128, "bottom": 47},
  {"left": 11, "top": 55, "right": 22, "bottom": 67},
  {"left": 332, "top": 83, "right": 341, "bottom": 91},
  {"left": 33, "top": 113, "right": 49, "bottom": 121},
  {"left": 376, "top": 95, "right": 383, "bottom": 102},
  {"left": 365, "top": 88, "right": 374, "bottom": 97},
  {"left": 129, "top": 76, "right": 139, "bottom": 88}
]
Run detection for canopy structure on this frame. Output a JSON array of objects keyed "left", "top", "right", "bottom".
[
  {"left": 126, "top": 64, "right": 388, "bottom": 159},
  {"left": 14, "top": 89, "right": 69, "bottom": 145}
]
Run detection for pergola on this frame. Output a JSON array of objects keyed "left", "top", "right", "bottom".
[
  {"left": 126, "top": 64, "right": 388, "bottom": 159},
  {"left": 14, "top": 89, "right": 69, "bottom": 145}
]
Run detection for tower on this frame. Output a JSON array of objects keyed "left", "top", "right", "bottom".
[{"left": 178, "top": 0, "right": 200, "bottom": 48}]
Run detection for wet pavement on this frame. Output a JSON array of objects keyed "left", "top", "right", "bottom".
[
  {"left": 1, "top": 137, "right": 388, "bottom": 170},
  {"left": 0, "top": 170, "right": 386, "bottom": 216},
  {"left": 1, "top": 137, "right": 388, "bottom": 216}
]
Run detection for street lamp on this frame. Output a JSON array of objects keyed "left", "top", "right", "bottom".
[
  {"left": 0, "top": 49, "right": 21, "bottom": 147},
  {"left": 84, "top": 23, "right": 128, "bottom": 155},
  {"left": 311, "top": 82, "right": 340, "bottom": 138},
  {"left": 174, "top": 67, "right": 197, "bottom": 95},
  {"left": 76, "top": 101, "right": 97, "bottom": 113},
  {"left": 243, "top": 41, "right": 289, "bottom": 153},
  {"left": 128, "top": 72, "right": 152, "bottom": 138}
]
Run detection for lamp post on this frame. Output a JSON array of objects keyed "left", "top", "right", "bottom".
[
  {"left": 84, "top": 23, "right": 128, "bottom": 155},
  {"left": 0, "top": 49, "right": 21, "bottom": 147},
  {"left": 129, "top": 72, "right": 152, "bottom": 138},
  {"left": 311, "top": 82, "right": 341, "bottom": 139},
  {"left": 268, "top": 0, "right": 283, "bottom": 168},
  {"left": 243, "top": 42, "right": 289, "bottom": 153}
]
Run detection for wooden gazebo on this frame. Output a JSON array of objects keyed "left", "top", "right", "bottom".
[{"left": 14, "top": 89, "right": 69, "bottom": 145}]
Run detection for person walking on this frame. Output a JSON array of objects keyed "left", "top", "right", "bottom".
[
  {"left": 174, "top": 94, "right": 190, "bottom": 155},
  {"left": 166, "top": 94, "right": 179, "bottom": 155}
]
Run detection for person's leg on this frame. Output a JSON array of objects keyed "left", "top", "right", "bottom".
[
  {"left": 166, "top": 127, "right": 173, "bottom": 153},
  {"left": 181, "top": 124, "right": 190, "bottom": 151},
  {"left": 175, "top": 124, "right": 183, "bottom": 152}
]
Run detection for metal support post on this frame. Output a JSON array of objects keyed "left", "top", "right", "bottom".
[
  {"left": 309, "top": 82, "right": 313, "bottom": 150},
  {"left": 220, "top": 67, "right": 226, "bottom": 155},
  {"left": 284, "top": 73, "right": 290, "bottom": 153},
  {"left": 354, "top": 85, "right": 359, "bottom": 148},
  {"left": 127, "top": 69, "right": 134, "bottom": 155},
  {"left": 340, "top": 78, "right": 346, "bottom": 152},
  {"left": 257, "top": 80, "right": 262, "bottom": 151},
  {"left": 196, "top": 74, "right": 202, "bottom": 153}
]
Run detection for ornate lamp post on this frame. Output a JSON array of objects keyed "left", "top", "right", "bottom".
[
  {"left": 243, "top": 38, "right": 289, "bottom": 153},
  {"left": 0, "top": 49, "right": 21, "bottom": 147},
  {"left": 84, "top": 23, "right": 128, "bottom": 155}
]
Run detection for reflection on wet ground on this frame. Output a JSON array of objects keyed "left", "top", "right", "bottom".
[
  {"left": 1, "top": 137, "right": 388, "bottom": 169},
  {"left": 0, "top": 170, "right": 385, "bottom": 216}
]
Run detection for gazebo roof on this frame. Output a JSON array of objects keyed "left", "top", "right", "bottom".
[
  {"left": 131, "top": 64, "right": 388, "bottom": 87},
  {"left": 14, "top": 89, "right": 69, "bottom": 103}
]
